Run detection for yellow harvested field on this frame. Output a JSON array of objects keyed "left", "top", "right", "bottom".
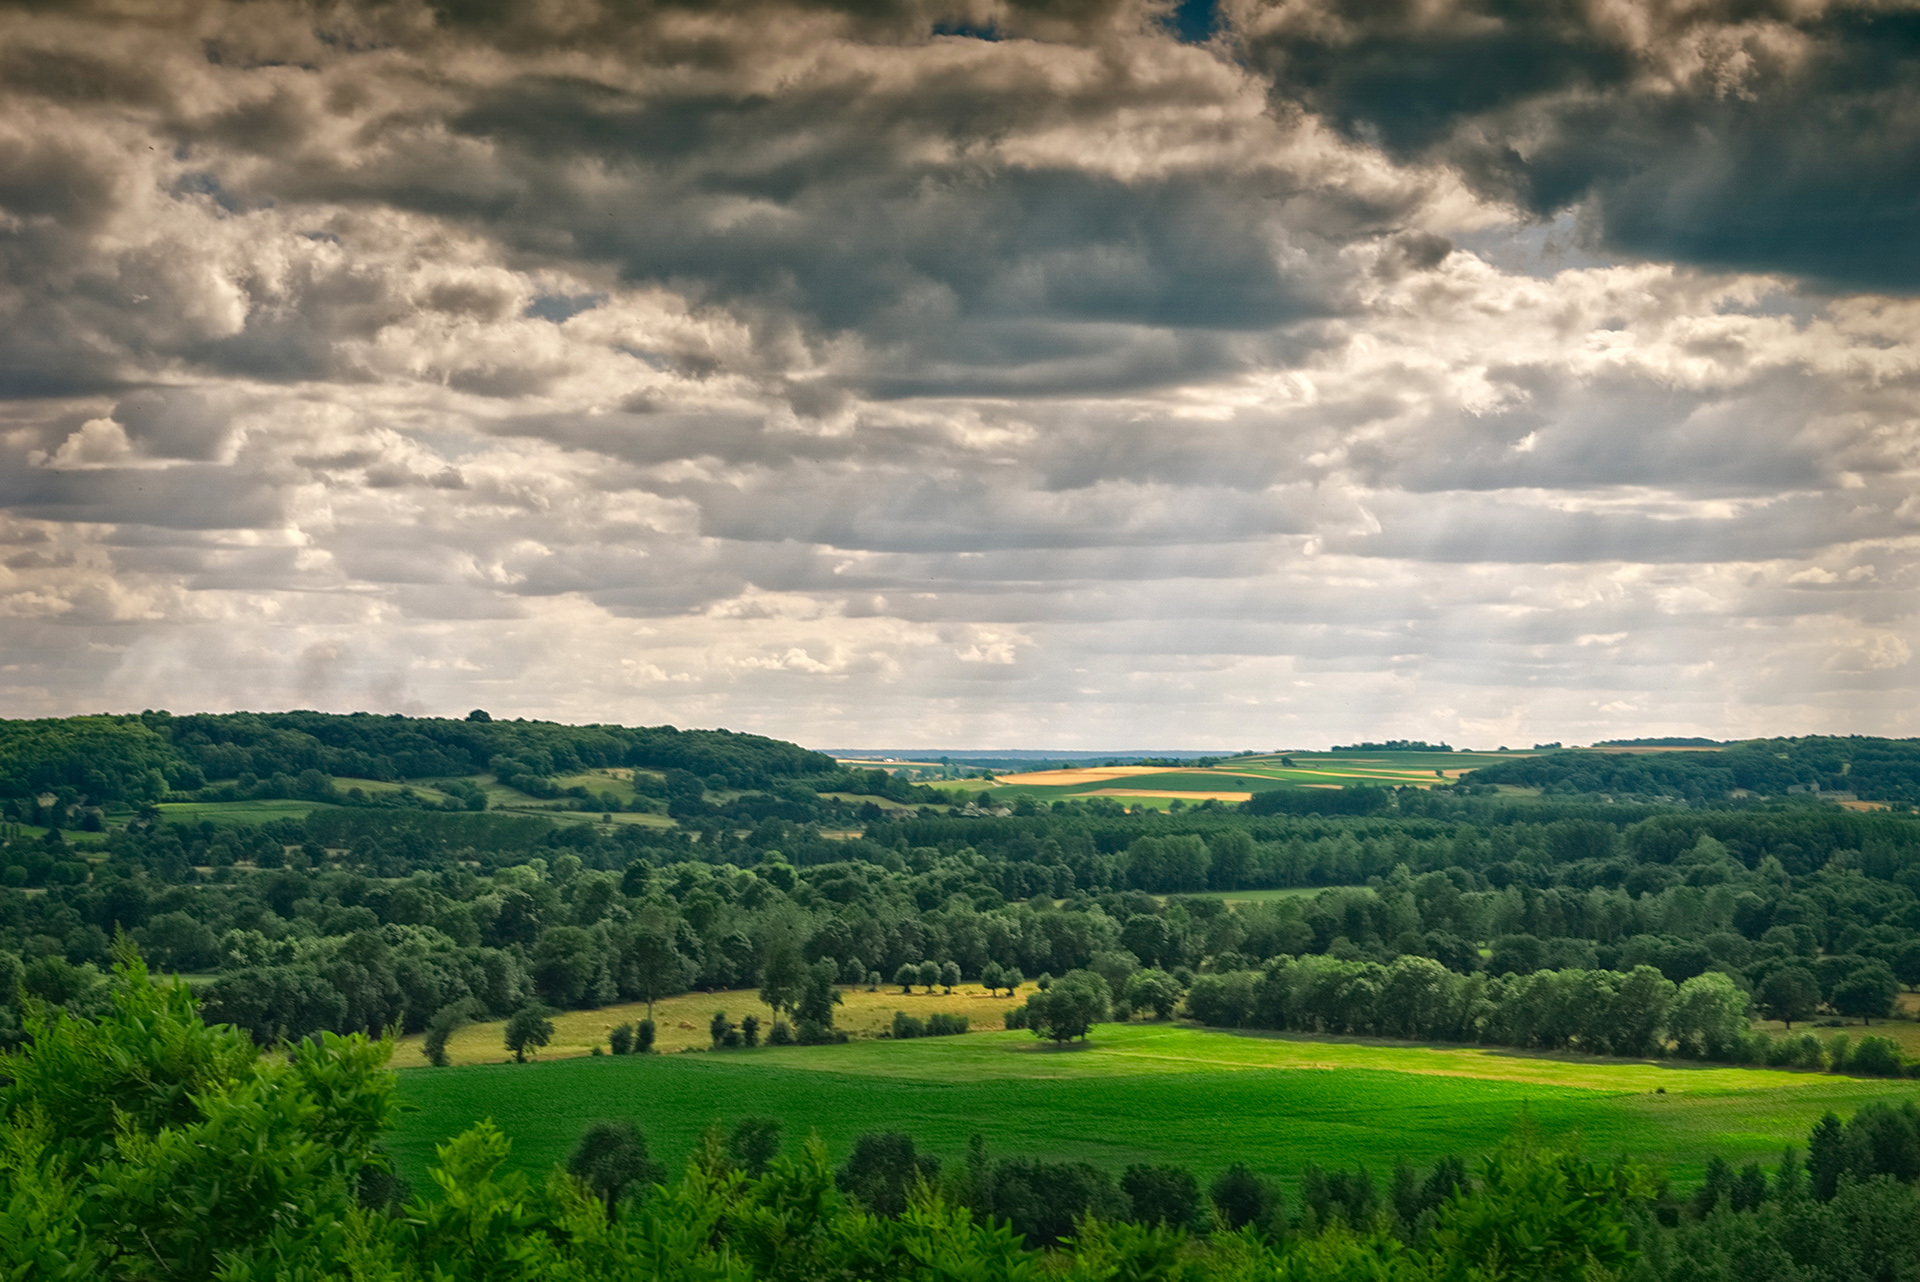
[
  {"left": 390, "top": 982, "right": 1040, "bottom": 1068},
  {"left": 1087, "top": 788, "right": 1253, "bottom": 802},
  {"left": 989, "top": 766, "right": 1173, "bottom": 786}
]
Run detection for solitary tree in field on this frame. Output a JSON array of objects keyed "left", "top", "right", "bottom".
[
  {"left": 424, "top": 997, "right": 482, "bottom": 1066},
  {"left": 505, "top": 1005, "right": 554, "bottom": 1063},
  {"left": 916, "top": 960, "right": 940, "bottom": 993},
  {"left": 894, "top": 963, "right": 917, "bottom": 994},
  {"left": 1026, "top": 969, "right": 1110, "bottom": 1043},
  {"left": 939, "top": 961, "right": 961, "bottom": 994}
]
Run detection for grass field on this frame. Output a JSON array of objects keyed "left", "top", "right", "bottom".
[
  {"left": 981, "top": 751, "right": 1536, "bottom": 799},
  {"left": 156, "top": 798, "right": 338, "bottom": 826},
  {"left": 1166, "top": 887, "right": 1370, "bottom": 906},
  {"left": 388, "top": 1022, "right": 1920, "bottom": 1198}
]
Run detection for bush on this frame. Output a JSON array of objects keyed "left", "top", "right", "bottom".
[
  {"left": 769, "top": 1019, "right": 794, "bottom": 1045},
  {"left": 836, "top": 1132, "right": 939, "bottom": 1217},
  {"left": 710, "top": 1011, "right": 735, "bottom": 1049},
  {"left": 925, "top": 1012, "right": 969, "bottom": 1036},
  {"left": 1211, "top": 1161, "right": 1281, "bottom": 1232},
  {"left": 1004, "top": 1002, "right": 1028, "bottom": 1030},
  {"left": 608, "top": 1023, "right": 635, "bottom": 1055},
  {"left": 636, "top": 1018, "right": 656, "bottom": 1053},
  {"left": 795, "top": 1018, "right": 845, "bottom": 1044},
  {"left": 1848, "top": 1035, "right": 1905, "bottom": 1077},
  {"left": 988, "top": 1157, "right": 1129, "bottom": 1247},
  {"left": 1825, "top": 1032, "right": 1853, "bottom": 1071},
  {"left": 892, "top": 1011, "right": 925, "bottom": 1039},
  {"left": 740, "top": 1014, "right": 761, "bottom": 1048},
  {"left": 1122, "top": 1163, "right": 1202, "bottom": 1230}
]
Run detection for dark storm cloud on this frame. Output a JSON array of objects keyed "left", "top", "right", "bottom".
[
  {"left": 0, "top": 464, "right": 284, "bottom": 530},
  {"left": 1236, "top": 0, "right": 1920, "bottom": 289}
]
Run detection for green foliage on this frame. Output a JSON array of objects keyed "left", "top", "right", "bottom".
[
  {"left": 835, "top": 1132, "right": 939, "bottom": 1216},
  {"left": 425, "top": 998, "right": 483, "bottom": 1067},
  {"left": 567, "top": 1118, "right": 662, "bottom": 1219},
  {"left": 1426, "top": 1138, "right": 1649, "bottom": 1282},
  {"left": 505, "top": 1005, "right": 554, "bottom": 1062},
  {"left": 1831, "top": 961, "right": 1899, "bottom": 1022},
  {"left": 1025, "top": 968, "right": 1111, "bottom": 1042},
  {"left": 1210, "top": 1162, "right": 1281, "bottom": 1233},
  {"left": 0, "top": 950, "right": 396, "bottom": 1280},
  {"left": 725, "top": 1117, "right": 783, "bottom": 1179},
  {"left": 1125, "top": 968, "right": 1184, "bottom": 1019},
  {"left": 1756, "top": 965, "right": 1820, "bottom": 1029},
  {"left": 0, "top": 716, "right": 180, "bottom": 805}
]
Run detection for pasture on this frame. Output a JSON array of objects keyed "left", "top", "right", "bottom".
[
  {"left": 980, "top": 751, "right": 1537, "bottom": 800},
  {"left": 1167, "top": 886, "right": 1370, "bottom": 907},
  {"left": 388, "top": 1022, "right": 1920, "bottom": 1197},
  {"left": 389, "top": 982, "right": 1038, "bottom": 1067},
  {"left": 154, "top": 798, "right": 338, "bottom": 826}
]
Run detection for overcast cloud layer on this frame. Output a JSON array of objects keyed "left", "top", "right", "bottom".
[{"left": 2, "top": 0, "right": 1917, "bottom": 748}]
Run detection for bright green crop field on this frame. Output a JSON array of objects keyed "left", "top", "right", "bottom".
[{"left": 388, "top": 1024, "right": 1919, "bottom": 1195}]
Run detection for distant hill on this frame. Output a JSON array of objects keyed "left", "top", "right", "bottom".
[
  {"left": 1462, "top": 736, "right": 1920, "bottom": 806},
  {"left": 0, "top": 711, "right": 831, "bottom": 807}
]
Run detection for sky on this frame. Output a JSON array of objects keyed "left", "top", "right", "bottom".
[{"left": 2, "top": 0, "right": 1918, "bottom": 750}]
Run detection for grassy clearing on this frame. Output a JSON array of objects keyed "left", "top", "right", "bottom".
[
  {"left": 336, "top": 778, "right": 457, "bottom": 805},
  {"left": 156, "top": 799, "right": 338, "bottom": 826},
  {"left": 389, "top": 1022, "right": 1915, "bottom": 1197},
  {"left": 390, "top": 983, "right": 1039, "bottom": 1068},
  {"left": 1166, "top": 887, "right": 1371, "bottom": 906}
]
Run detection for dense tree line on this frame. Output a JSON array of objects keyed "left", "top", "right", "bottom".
[
  {"left": 6, "top": 956, "right": 1920, "bottom": 1281},
  {"left": 1187, "top": 958, "right": 1912, "bottom": 1074}
]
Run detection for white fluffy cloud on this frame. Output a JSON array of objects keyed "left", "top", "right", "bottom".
[{"left": 0, "top": 0, "right": 1916, "bottom": 747}]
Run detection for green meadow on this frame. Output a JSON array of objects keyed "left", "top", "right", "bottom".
[
  {"left": 154, "top": 798, "right": 340, "bottom": 826},
  {"left": 389, "top": 1024, "right": 1918, "bottom": 1195},
  {"left": 1168, "top": 886, "right": 1368, "bottom": 906}
]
